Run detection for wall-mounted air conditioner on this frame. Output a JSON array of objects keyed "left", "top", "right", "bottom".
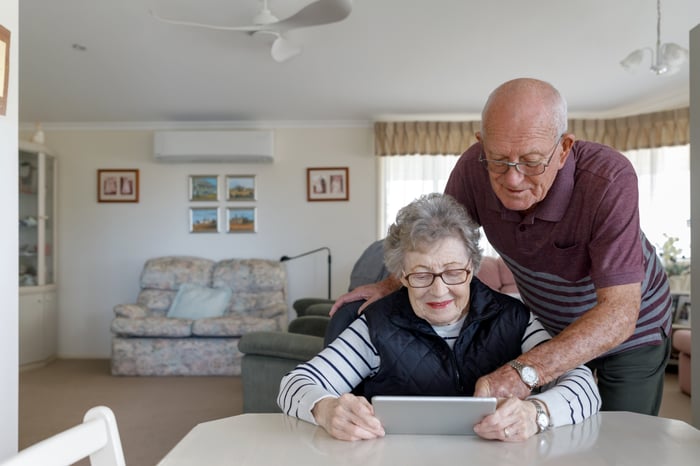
[{"left": 153, "top": 130, "right": 274, "bottom": 163}]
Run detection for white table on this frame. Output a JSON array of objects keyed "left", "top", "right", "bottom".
[{"left": 158, "top": 412, "right": 700, "bottom": 465}]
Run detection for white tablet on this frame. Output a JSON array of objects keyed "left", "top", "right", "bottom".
[{"left": 371, "top": 395, "right": 497, "bottom": 435}]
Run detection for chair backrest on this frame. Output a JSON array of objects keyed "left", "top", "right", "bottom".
[{"left": 2, "top": 406, "right": 125, "bottom": 466}]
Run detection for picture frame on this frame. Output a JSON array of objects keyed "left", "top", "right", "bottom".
[
  {"left": 189, "top": 175, "right": 219, "bottom": 202},
  {"left": 674, "top": 294, "right": 691, "bottom": 326},
  {"left": 189, "top": 207, "right": 219, "bottom": 233},
  {"left": 0, "top": 25, "right": 10, "bottom": 116},
  {"left": 307, "top": 167, "right": 349, "bottom": 201},
  {"left": 227, "top": 207, "right": 256, "bottom": 233},
  {"left": 226, "top": 175, "right": 256, "bottom": 201},
  {"left": 97, "top": 169, "right": 139, "bottom": 203}
]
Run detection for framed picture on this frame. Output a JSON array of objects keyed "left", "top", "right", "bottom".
[
  {"left": 97, "top": 169, "right": 139, "bottom": 203},
  {"left": 307, "top": 167, "right": 349, "bottom": 201},
  {"left": 189, "top": 175, "right": 219, "bottom": 202},
  {"left": 0, "top": 25, "right": 10, "bottom": 116},
  {"left": 227, "top": 207, "right": 256, "bottom": 233},
  {"left": 226, "top": 175, "right": 256, "bottom": 201},
  {"left": 189, "top": 207, "right": 219, "bottom": 233},
  {"left": 674, "top": 294, "right": 691, "bottom": 326}
]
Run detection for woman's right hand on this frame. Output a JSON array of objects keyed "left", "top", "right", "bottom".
[
  {"left": 329, "top": 277, "right": 401, "bottom": 316},
  {"left": 312, "top": 393, "right": 385, "bottom": 441}
]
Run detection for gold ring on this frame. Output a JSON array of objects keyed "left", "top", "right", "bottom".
[{"left": 504, "top": 427, "right": 510, "bottom": 437}]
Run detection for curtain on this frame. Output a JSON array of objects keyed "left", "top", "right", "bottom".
[{"left": 374, "top": 107, "right": 689, "bottom": 156}]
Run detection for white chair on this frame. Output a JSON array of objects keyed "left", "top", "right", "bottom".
[{"left": 2, "top": 406, "right": 125, "bottom": 466}]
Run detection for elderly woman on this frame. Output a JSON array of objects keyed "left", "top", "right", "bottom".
[{"left": 278, "top": 193, "right": 600, "bottom": 441}]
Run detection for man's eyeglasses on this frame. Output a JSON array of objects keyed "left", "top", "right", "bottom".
[
  {"left": 479, "top": 136, "right": 563, "bottom": 176},
  {"left": 403, "top": 268, "right": 472, "bottom": 288}
]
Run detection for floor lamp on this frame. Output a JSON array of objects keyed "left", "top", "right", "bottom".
[{"left": 280, "top": 247, "right": 332, "bottom": 299}]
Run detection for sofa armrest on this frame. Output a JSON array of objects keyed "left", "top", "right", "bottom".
[
  {"left": 113, "top": 303, "right": 148, "bottom": 319},
  {"left": 288, "top": 316, "right": 329, "bottom": 338},
  {"left": 293, "top": 298, "right": 334, "bottom": 317},
  {"left": 239, "top": 331, "right": 323, "bottom": 361}
]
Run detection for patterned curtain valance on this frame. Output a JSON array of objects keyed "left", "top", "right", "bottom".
[{"left": 374, "top": 107, "right": 689, "bottom": 156}]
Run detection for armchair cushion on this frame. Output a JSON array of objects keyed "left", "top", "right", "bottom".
[{"left": 167, "top": 283, "right": 232, "bottom": 320}]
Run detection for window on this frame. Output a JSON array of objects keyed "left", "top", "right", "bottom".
[
  {"left": 379, "top": 144, "right": 691, "bottom": 260},
  {"left": 624, "top": 144, "right": 690, "bottom": 259}
]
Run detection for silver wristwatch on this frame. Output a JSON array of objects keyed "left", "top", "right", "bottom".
[
  {"left": 508, "top": 360, "right": 539, "bottom": 389},
  {"left": 530, "top": 399, "right": 550, "bottom": 433}
]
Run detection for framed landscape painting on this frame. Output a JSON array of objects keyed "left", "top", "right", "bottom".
[
  {"left": 226, "top": 175, "right": 256, "bottom": 201},
  {"left": 189, "top": 175, "right": 219, "bottom": 202},
  {"left": 189, "top": 207, "right": 219, "bottom": 233},
  {"left": 227, "top": 207, "right": 256, "bottom": 233}
]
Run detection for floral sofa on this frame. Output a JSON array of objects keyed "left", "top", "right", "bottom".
[{"left": 111, "top": 256, "right": 288, "bottom": 376}]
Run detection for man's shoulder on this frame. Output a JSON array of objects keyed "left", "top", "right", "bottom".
[{"left": 572, "top": 140, "right": 635, "bottom": 178}]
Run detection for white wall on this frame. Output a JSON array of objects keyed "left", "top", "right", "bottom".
[
  {"left": 689, "top": 23, "right": 699, "bottom": 428},
  {"left": 0, "top": 1, "right": 19, "bottom": 460},
  {"left": 18, "top": 125, "right": 378, "bottom": 358}
]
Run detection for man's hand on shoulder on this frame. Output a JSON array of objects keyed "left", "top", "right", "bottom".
[{"left": 329, "top": 276, "right": 401, "bottom": 316}]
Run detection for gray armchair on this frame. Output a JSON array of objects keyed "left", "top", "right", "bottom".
[{"left": 239, "top": 309, "right": 329, "bottom": 413}]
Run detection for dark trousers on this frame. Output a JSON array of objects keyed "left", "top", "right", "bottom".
[{"left": 586, "top": 331, "right": 671, "bottom": 415}]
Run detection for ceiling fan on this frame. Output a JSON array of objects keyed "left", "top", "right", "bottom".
[{"left": 151, "top": 0, "right": 353, "bottom": 62}]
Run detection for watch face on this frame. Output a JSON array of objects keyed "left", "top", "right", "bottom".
[
  {"left": 536, "top": 412, "right": 549, "bottom": 431},
  {"left": 522, "top": 366, "right": 538, "bottom": 385}
]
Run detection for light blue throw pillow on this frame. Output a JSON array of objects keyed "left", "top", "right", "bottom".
[{"left": 167, "top": 283, "right": 232, "bottom": 320}]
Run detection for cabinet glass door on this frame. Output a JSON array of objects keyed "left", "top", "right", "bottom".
[
  {"left": 44, "top": 155, "right": 55, "bottom": 284},
  {"left": 19, "top": 148, "right": 55, "bottom": 287},
  {"left": 19, "top": 150, "right": 39, "bottom": 286}
]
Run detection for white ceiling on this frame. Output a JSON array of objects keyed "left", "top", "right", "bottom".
[{"left": 18, "top": 0, "right": 700, "bottom": 126}]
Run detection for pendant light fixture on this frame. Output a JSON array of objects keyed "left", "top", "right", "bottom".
[{"left": 619, "top": 0, "right": 688, "bottom": 75}]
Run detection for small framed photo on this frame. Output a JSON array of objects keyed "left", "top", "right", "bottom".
[
  {"left": 307, "top": 167, "right": 349, "bottom": 201},
  {"left": 189, "top": 207, "right": 219, "bottom": 233},
  {"left": 97, "top": 169, "right": 139, "bottom": 203},
  {"left": 226, "top": 175, "right": 256, "bottom": 201},
  {"left": 227, "top": 207, "right": 256, "bottom": 233},
  {"left": 189, "top": 175, "right": 219, "bottom": 202},
  {"left": 674, "top": 294, "right": 691, "bottom": 326}
]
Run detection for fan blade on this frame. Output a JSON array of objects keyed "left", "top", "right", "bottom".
[
  {"left": 270, "top": 35, "right": 302, "bottom": 62},
  {"left": 150, "top": 8, "right": 261, "bottom": 32},
  {"left": 272, "top": 0, "right": 352, "bottom": 32}
]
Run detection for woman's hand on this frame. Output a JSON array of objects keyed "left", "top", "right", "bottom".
[
  {"left": 473, "top": 397, "right": 539, "bottom": 442},
  {"left": 312, "top": 393, "right": 386, "bottom": 441}
]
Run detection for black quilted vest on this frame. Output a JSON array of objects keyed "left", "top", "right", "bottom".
[{"left": 362, "top": 278, "right": 530, "bottom": 398}]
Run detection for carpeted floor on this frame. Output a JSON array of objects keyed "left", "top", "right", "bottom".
[
  {"left": 19, "top": 359, "right": 243, "bottom": 466},
  {"left": 18, "top": 359, "right": 693, "bottom": 466}
]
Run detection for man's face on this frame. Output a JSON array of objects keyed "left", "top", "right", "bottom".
[{"left": 479, "top": 134, "right": 567, "bottom": 212}]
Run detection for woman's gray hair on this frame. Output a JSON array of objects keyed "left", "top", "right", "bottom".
[{"left": 383, "top": 193, "right": 482, "bottom": 277}]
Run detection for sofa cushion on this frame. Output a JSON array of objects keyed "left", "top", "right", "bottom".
[
  {"left": 192, "top": 315, "right": 278, "bottom": 337},
  {"left": 229, "top": 291, "right": 287, "bottom": 316},
  {"left": 212, "top": 259, "right": 286, "bottom": 293},
  {"left": 111, "top": 317, "right": 193, "bottom": 337},
  {"left": 140, "top": 256, "right": 215, "bottom": 290},
  {"left": 167, "top": 283, "right": 232, "bottom": 320}
]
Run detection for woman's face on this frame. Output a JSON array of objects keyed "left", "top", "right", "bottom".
[{"left": 399, "top": 236, "right": 473, "bottom": 326}]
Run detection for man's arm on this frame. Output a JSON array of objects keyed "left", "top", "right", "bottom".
[
  {"left": 475, "top": 282, "right": 641, "bottom": 398},
  {"left": 329, "top": 275, "right": 401, "bottom": 316}
]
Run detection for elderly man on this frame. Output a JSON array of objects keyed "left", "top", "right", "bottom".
[{"left": 331, "top": 78, "right": 672, "bottom": 415}]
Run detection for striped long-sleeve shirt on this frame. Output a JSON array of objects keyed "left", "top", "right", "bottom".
[{"left": 278, "top": 311, "right": 600, "bottom": 428}]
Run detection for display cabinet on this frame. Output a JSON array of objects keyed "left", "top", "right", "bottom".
[{"left": 19, "top": 139, "right": 58, "bottom": 368}]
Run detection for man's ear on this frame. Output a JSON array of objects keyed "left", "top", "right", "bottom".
[
  {"left": 475, "top": 131, "right": 482, "bottom": 143},
  {"left": 557, "top": 133, "right": 575, "bottom": 168}
]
